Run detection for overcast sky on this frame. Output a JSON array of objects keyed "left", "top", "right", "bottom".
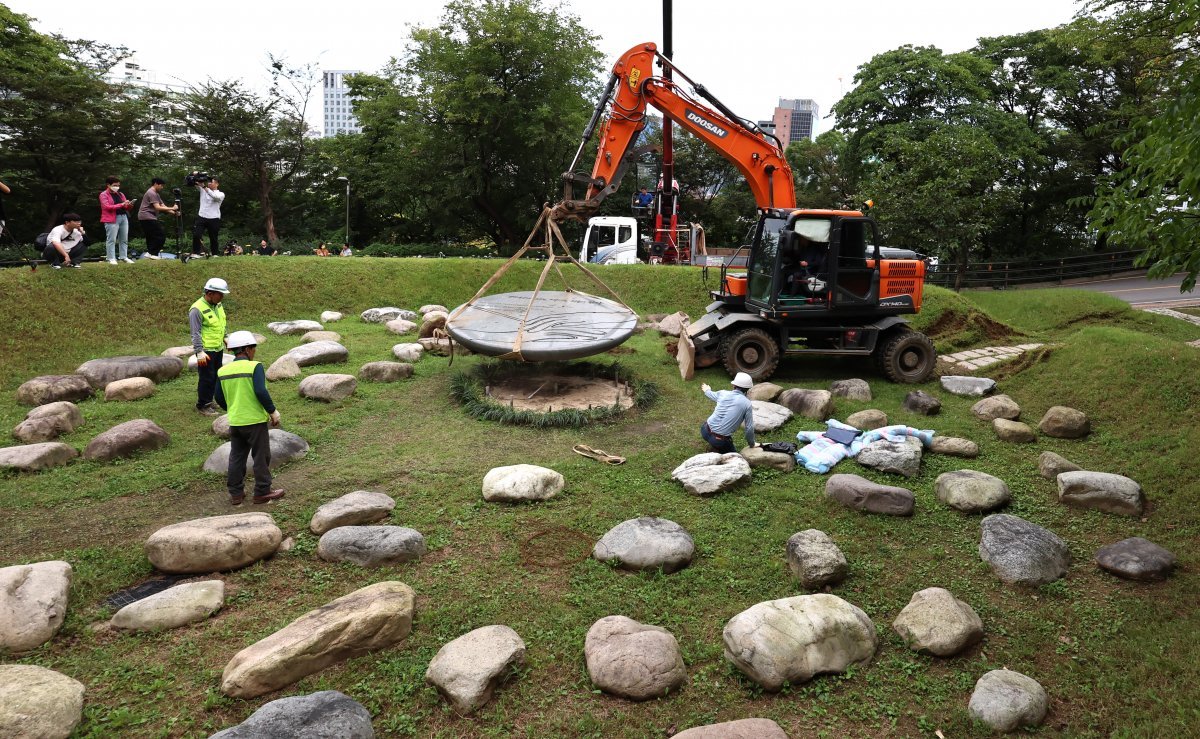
[{"left": 8, "top": 0, "right": 1082, "bottom": 134}]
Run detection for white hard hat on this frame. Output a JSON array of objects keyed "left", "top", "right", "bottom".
[
  {"left": 226, "top": 330, "right": 257, "bottom": 350},
  {"left": 204, "top": 277, "right": 230, "bottom": 294},
  {"left": 731, "top": 372, "right": 754, "bottom": 389}
]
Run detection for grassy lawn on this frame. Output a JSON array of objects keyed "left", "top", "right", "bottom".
[{"left": 2, "top": 259, "right": 1197, "bottom": 737}]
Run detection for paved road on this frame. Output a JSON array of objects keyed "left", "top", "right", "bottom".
[{"left": 1066, "top": 272, "right": 1197, "bottom": 308}]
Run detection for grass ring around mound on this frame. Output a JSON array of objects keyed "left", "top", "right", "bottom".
[{"left": 450, "top": 359, "right": 658, "bottom": 428}]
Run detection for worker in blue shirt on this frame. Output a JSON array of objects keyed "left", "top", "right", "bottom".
[{"left": 700, "top": 372, "right": 757, "bottom": 453}]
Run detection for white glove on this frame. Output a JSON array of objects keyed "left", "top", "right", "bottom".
[
  {"left": 195, "top": 352, "right": 210, "bottom": 367},
  {"left": 269, "top": 411, "right": 281, "bottom": 427},
  {"left": 701, "top": 383, "right": 711, "bottom": 393}
]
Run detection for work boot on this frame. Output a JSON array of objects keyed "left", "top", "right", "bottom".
[
  {"left": 229, "top": 495, "right": 245, "bottom": 506},
  {"left": 197, "top": 403, "right": 221, "bottom": 417},
  {"left": 252, "top": 489, "right": 286, "bottom": 504}
]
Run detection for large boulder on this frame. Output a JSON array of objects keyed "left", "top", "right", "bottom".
[
  {"left": 968, "top": 669, "right": 1048, "bottom": 732},
  {"left": 266, "top": 355, "right": 302, "bottom": 381},
  {"left": 671, "top": 452, "right": 752, "bottom": 496},
  {"left": 319, "top": 310, "right": 344, "bottom": 323},
  {"left": 585, "top": 615, "right": 686, "bottom": 701},
  {"left": 419, "top": 304, "right": 449, "bottom": 315},
  {"left": 673, "top": 719, "right": 788, "bottom": 739},
  {"left": 745, "top": 382, "right": 783, "bottom": 402},
  {"left": 0, "top": 664, "right": 85, "bottom": 739},
  {"left": 298, "top": 373, "right": 357, "bottom": 402},
  {"left": 385, "top": 318, "right": 418, "bottom": 335},
  {"left": 1056, "top": 470, "right": 1145, "bottom": 516},
  {"left": 286, "top": 340, "right": 349, "bottom": 368},
  {"left": 76, "top": 355, "right": 182, "bottom": 389},
  {"left": 856, "top": 436, "right": 923, "bottom": 478},
  {"left": 210, "top": 691, "right": 374, "bottom": 739},
  {"left": 830, "top": 379, "right": 871, "bottom": 401},
  {"left": 1094, "top": 537, "right": 1177, "bottom": 581},
  {"left": 82, "top": 419, "right": 169, "bottom": 462},
  {"left": 301, "top": 330, "right": 342, "bottom": 344},
  {"left": 786, "top": 529, "right": 848, "bottom": 589},
  {"left": 104, "top": 376, "right": 156, "bottom": 402},
  {"left": 221, "top": 581, "right": 416, "bottom": 698},
  {"left": 419, "top": 313, "right": 447, "bottom": 339},
  {"left": 0, "top": 442, "right": 77, "bottom": 472},
  {"left": 652, "top": 311, "right": 690, "bottom": 337},
  {"left": 317, "top": 526, "right": 427, "bottom": 568},
  {"left": 12, "top": 401, "right": 83, "bottom": 443},
  {"left": 1039, "top": 406, "right": 1091, "bottom": 438},
  {"left": 310, "top": 491, "right": 396, "bottom": 535},
  {"left": 846, "top": 409, "right": 888, "bottom": 430},
  {"left": 392, "top": 343, "right": 424, "bottom": 362},
  {"left": 979, "top": 514, "right": 1070, "bottom": 585},
  {"left": 892, "top": 587, "right": 984, "bottom": 656},
  {"left": 359, "top": 361, "right": 413, "bottom": 383},
  {"left": 993, "top": 418, "right": 1037, "bottom": 443},
  {"left": 740, "top": 446, "right": 795, "bottom": 472},
  {"left": 935, "top": 470, "right": 1011, "bottom": 513},
  {"left": 202, "top": 429, "right": 309, "bottom": 474},
  {"left": 162, "top": 345, "right": 194, "bottom": 363},
  {"left": 930, "top": 436, "right": 980, "bottom": 458},
  {"left": 940, "top": 376, "right": 996, "bottom": 397},
  {"left": 723, "top": 594, "right": 876, "bottom": 691},
  {"left": 777, "top": 388, "right": 834, "bottom": 420},
  {"left": 901, "top": 390, "right": 941, "bottom": 416},
  {"left": 145, "top": 513, "right": 283, "bottom": 574},
  {"left": 361, "top": 307, "right": 416, "bottom": 323},
  {"left": 593, "top": 517, "right": 694, "bottom": 574},
  {"left": 267, "top": 320, "right": 323, "bottom": 335},
  {"left": 0, "top": 561, "right": 72, "bottom": 652},
  {"left": 482, "top": 464, "right": 564, "bottom": 502},
  {"left": 16, "top": 374, "right": 94, "bottom": 407},
  {"left": 750, "top": 401, "right": 793, "bottom": 432},
  {"left": 972, "top": 394, "right": 1021, "bottom": 421},
  {"left": 425, "top": 625, "right": 526, "bottom": 715},
  {"left": 1038, "top": 451, "right": 1081, "bottom": 480},
  {"left": 826, "top": 474, "right": 915, "bottom": 516},
  {"left": 212, "top": 415, "right": 231, "bottom": 439},
  {"left": 110, "top": 580, "right": 224, "bottom": 631}
]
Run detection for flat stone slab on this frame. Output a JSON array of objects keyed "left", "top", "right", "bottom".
[
  {"left": 968, "top": 669, "right": 1048, "bottom": 732},
  {"left": 1057, "top": 470, "right": 1145, "bottom": 516},
  {"left": 301, "top": 330, "right": 342, "bottom": 343},
  {"left": 935, "top": 469, "right": 1010, "bottom": 513},
  {"left": 673, "top": 719, "right": 789, "bottom": 739},
  {"left": 0, "top": 442, "right": 78, "bottom": 472},
  {"left": 386, "top": 318, "right": 418, "bottom": 335},
  {"left": 145, "top": 513, "right": 283, "bottom": 574},
  {"left": 220, "top": 581, "right": 415, "bottom": 698},
  {"left": 317, "top": 526, "right": 427, "bottom": 567},
  {"left": 856, "top": 436, "right": 923, "bottom": 478},
  {"left": 740, "top": 446, "right": 795, "bottom": 472},
  {"left": 202, "top": 429, "right": 309, "bottom": 474},
  {"left": 110, "top": 580, "right": 224, "bottom": 631},
  {"left": 929, "top": 436, "right": 979, "bottom": 457},
  {"left": 210, "top": 691, "right": 373, "bottom": 739},
  {"left": 0, "top": 664, "right": 85, "bottom": 739},
  {"left": 392, "top": 343, "right": 424, "bottom": 362},
  {"left": 286, "top": 340, "right": 349, "bottom": 367},
  {"left": 319, "top": 311, "right": 344, "bottom": 323},
  {"left": 12, "top": 401, "right": 84, "bottom": 443},
  {"left": 979, "top": 514, "right": 1070, "bottom": 585},
  {"left": 361, "top": 307, "right": 417, "bottom": 323},
  {"left": 745, "top": 382, "right": 783, "bottom": 402},
  {"left": 892, "top": 587, "right": 983, "bottom": 656},
  {"left": 419, "top": 304, "right": 449, "bottom": 315},
  {"left": 83, "top": 419, "right": 169, "bottom": 462},
  {"left": 786, "top": 529, "right": 848, "bottom": 589},
  {"left": 846, "top": 409, "right": 887, "bottom": 430},
  {"left": 16, "top": 374, "right": 94, "bottom": 407},
  {"left": 75, "top": 355, "right": 183, "bottom": 389},
  {"left": 777, "top": 388, "right": 834, "bottom": 420},
  {"left": 750, "top": 400, "right": 792, "bottom": 432},
  {"left": 671, "top": 453, "right": 752, "bottom": 496},
  {"left": 585, "top": 615, "right": 686, "bottom": 701},
  {"left": 426, "top": 625, "right": 526, "bottom": 715},
  {"left": 972, "top": 394, "right": 1021, "bottom": 421},
  {"left": 826, "top": 473, "right": 914, "bottom": 516},
  {"left": 104, "top": 376, "right": 156, "bottom": 401},
  {"left": 298, "top": 373, "right": 357, "bottom": 402},
  {"left": 940, "top": 375, "right": 996, "bottom": 397},
  {"left": 310, "top": 491, "right": 396, "bottom": 535},
  {"left": 0, "top": 560, "right": 73, "bottom": 652},
  {"left": 267, "top": 320, "right": 324, "bottom": 335},
  {"left": 1095, "top": 537, "right": 1176, "bottom": 581},
  {"left": 593, "top": 517, "right": 694, "bottom": 573},
  {"left": 482, "top": 464, "right": 564, "bottom": 502},
  {"left": 359, "top": 361, "right": 413, "bottom": 382},
  {"left": 1039, "top": 451, "right": 1081, "bottom": 479}
]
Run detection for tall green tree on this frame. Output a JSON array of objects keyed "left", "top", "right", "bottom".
[{"left": 786, "top": 130, "right": 853, "bottom": 211}]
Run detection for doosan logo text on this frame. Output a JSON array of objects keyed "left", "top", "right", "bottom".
[{"left": 686, "top": 109, "right": 728, "bottom": 138}]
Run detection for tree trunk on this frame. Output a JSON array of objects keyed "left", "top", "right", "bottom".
[
  {"left": 258, "top": 165, "right": 277, "bottom": 244},
  {"left": 472, "top": 194, "right": 520, "bottom": 247}
]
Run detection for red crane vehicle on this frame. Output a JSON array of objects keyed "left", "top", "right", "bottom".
[{"left": 553, "top": 42, "right": 936, "bottom": 383}]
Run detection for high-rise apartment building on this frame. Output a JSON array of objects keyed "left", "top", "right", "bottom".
[
  {"left": 771, "top": 98, "right": 819, "bottom": 149},
  {"left": 105, "top": 59, "right": 196, "bottom": 151},
  {"left": 323, "top": 70, "right": 362, "bottom": 137}
]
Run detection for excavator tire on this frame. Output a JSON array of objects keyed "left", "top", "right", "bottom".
[
  {"left": 720, "top": 327, "right": 780, "bottom": 382},
  {"left": 875, "top": 329, "right": 936, "bottom": 384}
]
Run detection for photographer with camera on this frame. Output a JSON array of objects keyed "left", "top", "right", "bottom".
[
  {"left": 138, "top": 178, "right": 180, "bottom": 260},
  {"left": 188, "top": 172, "right": 224, "bottom": 260}
]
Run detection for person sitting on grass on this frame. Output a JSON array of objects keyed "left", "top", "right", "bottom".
[
  {"left": 314, "top": 242, "right": 331, "bottom": 257},
  {"left": 699, "top": 372, "right": 758, "bottom": 453}
]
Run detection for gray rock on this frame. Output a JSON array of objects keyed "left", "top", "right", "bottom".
[
  {"left": 930, "top": 436, "right": 979, "bottom": 458},
  {"left": 750, "top": 400, "right": 793, "bottom": 432},
  {"left": 202, "top": 429, "right": 309, "bottom": 474},
  {"left": 1095, "top": 537, "right": 1176, "bottom": 581},
  {"left": 359, "top": 361, "right": 413, "bottom": 382},
  {"left": 0, "top": 561, "right": 72, "bottom": 652},
  {"left": 104, "top": 376, "right": 156, "bottom": 401},
  {"left": 267, "top": 320, "right": 324, "bottom": 335},
  {"left": 892, "top": 587, "right": 984, "bottom": 656},
  {"left": 1039, "top": 406, "right": 1091, "bottom": 438},
  {"left": 212, "top": 415, "right": 231, "bottom": 439},
  {"left": 209, "top": 690, "right": 374, "bottom": 738},
  {"left": 319, "top": 310, "right": 344, "bottom": 323},
  {"left": 652, "top": 311, "right": 690, "bottom": 337},
  {"left": 317, "top": 526, "right": 427, "bottom": 567},
  {"left": 968, "top": 669, "right": 1048, "bottom": 732},
  {"left": 482, "top": 464, "right": 564, "bottom": 502},
  {"left": 83, "top": 419, "right": 169, "bottom": 462},
  {"left": 935, "top": 470, "right": 1011, "bottom": 513},
  {"left": 418, "top": 336, "right": 471, "bottom": 356},
  {"left": 846, "top": 409, "right": 888, "bottom": 430},
  {"left": 111, "top": 580, "right": 224, "bottom": 631},
  {"left": 12, "top": 402, "right": 83, "bottom": 443},
  {"left": 979, "top": 514, "right": 1070, "bottom": 585},
  {"left": 0, "top": 664, "right": 85, "bottom": 739},
  {"left": 777, "top": 388, "right": 834, "bottom": 420},
  {"left": 745, "top": 382, "right": 783, "bottom": 402},
  {"left": 856, "top": 436, "right": 923, "bottom": 477},
  {"left": 1056, "top": 470, "right": 1145, "bottom": 516},
  {"left": 392, "top": 343, "right": 424, "bottom": 362},
  {"left": 266, "top": 355, "right": 302, "bottom": 381},
  {"left": 723, "top": 594, "right": 876, "bottom": 691},
  {"left": 1038, "top": 451, "right": 1081, "bottom": 479},
  {"left": 298, "top": 373, "right": 357, "bottom": 402},
  {"left": 16, "top": 374, "right": 94, "bottom": 407},
  {"left": 301, "top": 330, "right": 342, "bottom": 344},
  {"left": 145, "top": 513, "right": 283, "bottom": 574},
  {"left": 162, "top": 345, "right": 193, "bottom": 362},
  {"left": 251, "top": 333, "right": 267, "bottom": 346},
  {"left": 385, "top": 318, "right": 418, "bottom": 335},
  {"left": 972, "top": 394, "right": 1021, "bottom": 421},
  {"left": 311, "top": 491, "right": 396, "bottom": 534},
  {"left": 286, "top": 340, "right": 349, "bottom": 367},
  {"left": 902, "top": 390, "right": 941, "bottom": 415},
  {"left": 830, "top": 378, "right": 872, "bottom": 401},
  {"left": 585, "top": 615, "right": 686, "bottom": 701},
  {"left": 361, "top": 307, "right": 416, "bottom": 323},
  {"left": 826, "top": 473, "right": 915, "bottom": 516},
  {"left": 993, "top": 418, "right": 1036, "bottom": 443},
  {"left": 0, "top": 442, "right": 78, "bottom": 472},
  {"left": 425, "top": 626, "right": 526, "bottom": 715},
  {"left": 671, "top": 452, "right": 752, "bottom": 496},
  {"left": 940, "top": 375, "right": 997, "bottom": 397},
  {"left": 786, "top": 529, "right": 848, "bottom": 589},
  {"left": 419, "top": 304, "right": 449, "bottom": 315},
  {"left": 593, "top": 517, "right": 694, "bottom": 574},
  {"left": 740, "top": 446, "right": 795, "bottom": 472},
  {"left": 76, "top": 355, "right": 183, "bottom": 389},
  {"left": 673, "top": 719, "right": 788, "bottom": 739}
]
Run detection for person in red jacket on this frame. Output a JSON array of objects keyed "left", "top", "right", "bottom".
[{"left": 99, "top": 176, "right": 136, "bottom": 264}]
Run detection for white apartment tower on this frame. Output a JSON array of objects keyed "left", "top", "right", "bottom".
[
  {"left": 105, "top": 59, "right": 196, "bottom": 151},
  {"left": 323, "top": 70, "right": 362, "bottom": 136},
  {"left": 771, "top": 98, "right": 819, "bottom": 149}
]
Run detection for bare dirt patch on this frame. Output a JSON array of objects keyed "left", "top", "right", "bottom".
[
  {"left": 926, "top": 309, "right": 1018, "bottom": 343},
  {"left": 485, "top": 373, "right": 635, "bottom": 412}
]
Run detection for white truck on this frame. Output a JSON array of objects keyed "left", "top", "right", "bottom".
[{"left": 579, "top": 216, "right": 706, "bottom": 265}]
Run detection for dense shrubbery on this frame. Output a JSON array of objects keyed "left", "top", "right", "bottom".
[{"left": 356, "top": 242, "right": 498, "bottom": 258}]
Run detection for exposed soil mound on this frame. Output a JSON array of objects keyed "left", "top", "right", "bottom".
[
  {"left": 486, "top": 373, "right": 634, "bottom": 413},
  {"left": 927, "top": 309, "right": 1019, "bottom": 351}
]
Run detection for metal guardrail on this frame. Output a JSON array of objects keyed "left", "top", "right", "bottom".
[{"left": 925, "top": 250, "right": 1147, "bottom": 289}]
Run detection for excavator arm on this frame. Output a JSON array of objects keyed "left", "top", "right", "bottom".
[{"left": 552, "top": 42, "right": 796, "bottom": 223}]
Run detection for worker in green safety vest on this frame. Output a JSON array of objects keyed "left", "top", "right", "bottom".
[
  {"left": 190, "top": 277, "right": 230, "bottom": 416},
  {"left": 215, "top": 330, "right": 285, "bottom": 505}
]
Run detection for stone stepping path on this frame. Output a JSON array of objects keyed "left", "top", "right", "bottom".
[{"left": 939, "top": 343, "right": 1044, "bottom": 372}]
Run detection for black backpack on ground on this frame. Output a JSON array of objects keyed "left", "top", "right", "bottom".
[{"left": 34, "top": 232, "right": 49, "bottom": 252}]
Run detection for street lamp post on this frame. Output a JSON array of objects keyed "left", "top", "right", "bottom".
[{"left": 335, "top": 177, "right": 350, "bottom": 247}]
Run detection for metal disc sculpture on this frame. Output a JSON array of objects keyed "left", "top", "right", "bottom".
[{"left": 446, "top": 208, "right": 637, "bottom": 361}]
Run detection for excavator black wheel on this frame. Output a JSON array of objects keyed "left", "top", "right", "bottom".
[
  {"left": 720, "top": 327, "right": 780, "bottom": 382},
  {"left": 875, "top": 329, "right": 937, "bottom": 384}
]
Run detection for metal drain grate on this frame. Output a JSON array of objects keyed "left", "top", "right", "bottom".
[{"left": 103, "top": 574, "right": 190, "bottom": 609}]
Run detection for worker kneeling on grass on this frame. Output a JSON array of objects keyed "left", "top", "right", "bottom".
[
  {"left": 215, "top": 331, "right": 285, "bottom": 505},
  {"left": 700, "top": 372, "right": 757, "bottom": 454}
]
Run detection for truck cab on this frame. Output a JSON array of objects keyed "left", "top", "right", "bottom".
[{"left": 580, "top": 216, "right": 640, "bottom": 264}]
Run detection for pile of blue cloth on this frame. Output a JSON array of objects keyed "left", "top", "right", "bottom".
[{"left": 794, "top": 419, "right": 935, "bottom": 474}]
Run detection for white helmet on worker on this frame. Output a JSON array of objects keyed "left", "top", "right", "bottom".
[
  {"left": 731, "top": 372, "right": 754, "bottom": 389},
  {"left": 204, "top": 277, "right": 230, "bottom": 294},
  {"left": 226, "top": 331, "right": 257, "bottom": 350}
]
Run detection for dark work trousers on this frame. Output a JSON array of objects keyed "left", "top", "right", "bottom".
[
  {"left": 700, "top": 422, "right": 736, "bottom": 454},
  {"left": 140, "top": 219, "right": 166, "bottom": 255},
  {"left": 196, "top": 350, "right": 224, "bottom": 408},
  {"left": 42, "top": 242, "right": 87, "bottom": 266},
  {"left": 228, "top": 422, "right": 272, "bottom": 498},
  {"left": 192, "top": 216, "right": 221, "bottom": 256}
]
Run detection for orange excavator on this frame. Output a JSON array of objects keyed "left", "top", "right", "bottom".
[{"left": 553, "top": 42, "right": 935, "bottom": 383}]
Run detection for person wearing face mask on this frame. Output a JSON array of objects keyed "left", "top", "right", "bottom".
[{"left": 99, "top": 176, "right": 137, "bottom": 264}]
